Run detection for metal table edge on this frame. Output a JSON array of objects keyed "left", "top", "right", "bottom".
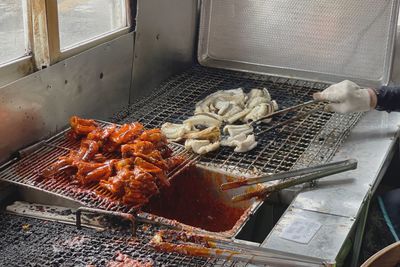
[{"left": 260, "top": 110, "right": 400, "bottom": 262}]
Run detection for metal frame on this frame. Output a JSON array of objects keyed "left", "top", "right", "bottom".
[
  {"left": 30, "top": 0, "right": 61, "bottom": 68},
  {"left": 31, "top": 0, "right": 133, "bottom": 68},
  {"left": 0, "top": 56, "right": 33, "bottom": 87}
]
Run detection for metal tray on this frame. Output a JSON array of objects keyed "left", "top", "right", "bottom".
[{"left": 198, "top": 0, "right": 399, "bottom": 87}]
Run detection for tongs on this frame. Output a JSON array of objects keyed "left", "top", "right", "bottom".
[
  {"left": 221, "top": 159, "right": 357, "bottom": 202},
  {"left": 250, "top": 99, "right": 326, "bottom": 133},
  {"left": 150, "top": 230, "right": 333, "bottom": 267}
]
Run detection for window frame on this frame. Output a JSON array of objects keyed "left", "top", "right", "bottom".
[
  {"left": 0, "top": 0, "right": 132, "bottom": 87},
  {"left": 0, "top": 56, "right": 33, "bottom": 87}
]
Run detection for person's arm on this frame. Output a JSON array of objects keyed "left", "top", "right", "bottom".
[
  {"left": 374, "top": 86, "right": 400, "bottom": 112},
  {"left": 313, "top": 80, "right": 400, "bottom": 113}
]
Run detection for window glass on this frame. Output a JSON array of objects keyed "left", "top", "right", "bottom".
[
  {"left": 58, "top": 0, "right": 126, "bottom": 49},
  {"left": 0, "top": 0, "right": 27, "bottom": 65}
]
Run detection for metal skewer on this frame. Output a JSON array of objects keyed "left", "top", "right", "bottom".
[
  {"left": 256, "top": 105, "right": 325, "bottom": 135},
  {"left": 250, "top": 99, "right": 322, "bottom": 125}
]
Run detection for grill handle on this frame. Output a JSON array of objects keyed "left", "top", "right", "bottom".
[{"left": 75, "top": 207, "right": 137, "bottom": 236}]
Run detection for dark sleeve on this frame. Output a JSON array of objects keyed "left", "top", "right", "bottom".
[{"left": 376, "top": 86, "right": 400, "bottom": 112}]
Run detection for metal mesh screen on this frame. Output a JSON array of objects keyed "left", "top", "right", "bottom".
[
  {"left": 198, "top": 0, "right": 398, "bottom": 86},
  {"left": 115, "top": 66, "right": 361, "bottom": 176}
]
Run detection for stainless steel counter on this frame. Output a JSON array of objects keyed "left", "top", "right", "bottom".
[{"left": 261, "top": 110, "right": 400, "bottom": 265}]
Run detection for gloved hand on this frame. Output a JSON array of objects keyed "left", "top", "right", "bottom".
[{"left": 313, "top": 80, "right": 376, "bottom": 113}]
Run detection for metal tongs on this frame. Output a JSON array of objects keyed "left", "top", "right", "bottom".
[
  {"left": 150, "top": 229, "right": 334, "bottom": 267},
  {"left": 221, "top": 159, "right": 357, "bottom": 202},
  {"left": 251, "top": 99, "right": 326, "bottom": 133}
]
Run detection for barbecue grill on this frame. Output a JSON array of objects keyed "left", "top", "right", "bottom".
[{"left": 1, "top": 0, "right": 400, "bottom": 266}]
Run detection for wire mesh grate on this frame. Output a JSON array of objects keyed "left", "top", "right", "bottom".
[
  {"left": 115, "top": 65, "right": 361, "bottom": 175},
  {"left": 0, "top": 213, "right": 221, "bottom": 267}
]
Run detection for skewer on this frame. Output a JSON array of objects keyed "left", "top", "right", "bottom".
[
  {"left": 256, "top": 105, "right": 325, "bottom": 135},
  {"left": 250, "top": 99, "right": 322, "bottom": 125},
  {"left": 231, "top": 159, "right": 358, "bottom": 202},
  {"left": 221, "top": 159, "right": 357, "bottom": 190}
]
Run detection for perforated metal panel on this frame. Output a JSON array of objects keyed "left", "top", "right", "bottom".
[{"left": 198, "top": 0, "right": 399, "bottom": 87}]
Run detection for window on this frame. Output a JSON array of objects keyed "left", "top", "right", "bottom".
[
  {"left": 0, "top": 0, "right": 131, "bottom": 86},
  {"left": 58, "top": 0, "right": 127, "bottom": 50},
  {"left": 0, "top": 0, "right": 29, "bottom": 65}
]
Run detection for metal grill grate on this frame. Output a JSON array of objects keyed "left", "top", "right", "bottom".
[
  {"left": 115, "top": 66, "right": 361, "bottom": 175},
  {"left": 0, "top": 122, "right": 197, "bottom": 214},
  {"left": 0, "top": 213, "right": 225, "bottom": 267}
]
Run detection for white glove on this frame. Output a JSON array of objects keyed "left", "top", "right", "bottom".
[{"left": 313, "top": 80, "right": 372, "bottom": 113}]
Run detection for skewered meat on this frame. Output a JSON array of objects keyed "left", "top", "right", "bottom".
[
  {"left": 214, "top": 101, "right": 230, "bottom": 115},
  {"left": 220, "top": 104, "right": 243, "bottom": 119},
  {"left": 134, "top": 157, "right": 170, "bottom": 187},
  {"left": 226, "top": 108, "right": 251, "bottom": 124},
  {"left": 102, "top": 122, "right": 145, "bottom": 153},
  {"left": 87, "top": 124, "right": 116, "bottom": 142},
  {"left": 193, "top": 112, "right": 224, "bottom": 122},
  {"left": 161, "top": 123, "right": 192, "bottom": 141},
  {"left": 183, "top": 126, "right": 220, "bottom": 142},
  {"left": 123, "top": 168, "right": 160, "bottom": 205},
  {"left": 121, "top": 141, "right": 155, "bottom": 156},
  {"left": 41, "top": 116, "right": 185, "bottom": 208},
  {"left": 234, "top": 134, "right": 257, "bottom": 153},
  {"left": 221, "top": 133, "right": 257, "bottom": 153},
  {"left": 110, "top": 122, "right": 144, "bottom": 144},
  {"left": 223, "top": 124, "right": 253, "bottom": 137},
  {"left": 79, "top": 140, "right": 100, "bottom": 161},
  {"left": 99, "top": 167, "right": 130, "bottom": 195},
  {"left": 247, "top": 88, "right": 271, "bottom": 102},
  {"left": 194, "top": 88, "right": 246, "bottom": 114},
  {"left": 243, "top": 100, "right": 278, "bottom": 123},
  {"left": 41, "top": 156, "right": 75, "bottom": 178},
  {"left": 41, "top": 140, "right": 101, "bottom": 179},
  {"left": 75, "top": 160, "right": 115, "bottom": 185},
  {"left": 185, "top": 139, "right": 220, "bottom": 155},
  {"left": 247, "top": 96, "right": 268, "bottom": 109},
  {"left": 159, "top": 87, "right": 278, "bottom": 154},
  {"left": 139, "top": 129, "right": 166, "bottom": 144},
  {"left": 69, "top": 116, "right": 98, "bottom": 138},
  {"left": 183, "top": 114, "right": 222, "bottom": 128}
]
